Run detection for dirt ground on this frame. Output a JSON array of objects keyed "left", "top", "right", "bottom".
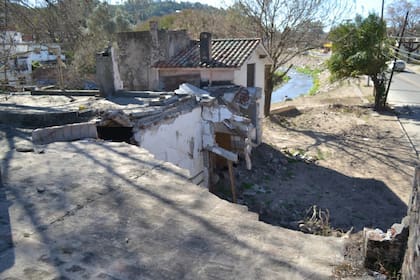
[
  {"left": 216, "top": 80, "right": 417, "bottom": 235},
  {"left": 212, "top": 80, "right": 418, "bottom": 278}
]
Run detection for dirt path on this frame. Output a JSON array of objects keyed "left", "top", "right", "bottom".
[{"left": 216, "top": 81, "right": 418, "bottom": 234}]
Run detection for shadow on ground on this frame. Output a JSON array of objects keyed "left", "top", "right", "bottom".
[
  {"left": 0, "top": 169, "right": 14, "bottom": 273},
  {"left": 0, "top": 125, "right": 30, "bottom": 274},
  {"left": 216, "top": 142, "right": 407, "bottom": 233},
  {"left": 394, "top": 105, "right": 420, "bottom": 122}
]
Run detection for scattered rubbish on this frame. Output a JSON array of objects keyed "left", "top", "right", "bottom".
[
  {"left": 371, "top": 271, "right": 387, "bottom": 280},
  {"left": 100, "top": 110, "right": 132, "bottom": 127},
  {"left": 282, "top": 148, "right": 317, "bottom": 163},
  {"left": 363, "top": 220, "right": 409, "bottom": 275}
]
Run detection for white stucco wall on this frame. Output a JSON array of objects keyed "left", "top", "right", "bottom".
[
  {"left": 233, "top": 47, "right": 268, "bottom": 94},
  {"left": 111, "top": 47, "right": 124, "bottom": 91},
  {"left": 133, "top": 107, "right": 204, "bottom": 184},
  {"left": 200, "top": 69, "right": 235, "bottom": 83},
  {"left": 159, "top": 69, "right": 200, "bottom": 76},
  {"left": 158, "top": 68, "right": 235, "bottom": 86}
]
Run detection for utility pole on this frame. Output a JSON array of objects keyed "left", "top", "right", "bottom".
[
  {"left": 383, "top": 11, "right": 409, "bottom": 108},
  {"left": 2, "top": 0, "right": 7, "bottom": 83},
  {"left": 381, "top": 0, "right": 384, "bottom": 21}
]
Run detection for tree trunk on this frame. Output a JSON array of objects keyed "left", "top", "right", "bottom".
[
  {"left": 371, "top": 75, "right": 386, "bottom": 111},
  {"left": 264, "top": 68, "right": 274, "bottom": 117}
]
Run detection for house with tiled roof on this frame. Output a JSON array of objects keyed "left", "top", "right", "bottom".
[
  {"left": 153, "top": 32, "right": 273, "bottom": 94},
  {"left": 112, "top": 23, "right": 272, "bottom": 95}
]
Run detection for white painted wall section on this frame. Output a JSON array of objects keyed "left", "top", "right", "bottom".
[
  {"left": 112, "top": 47, "right": 124, "bottom": 90},
  {"left": 133, "top": 107, "right": 204, "bottom": 183},
  {"left": 233, "top": 50, "right": 266, "bottom": 93}
]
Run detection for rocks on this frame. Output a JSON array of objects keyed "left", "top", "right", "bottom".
[
  {"left": 363, "top": 221, "right": 409, "bottom": 274},
  {"left": 15, "top": 141, "right": 34, "bottom": 153}
]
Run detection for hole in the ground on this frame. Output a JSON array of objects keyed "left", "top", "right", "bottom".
[{"left": 97, "top": 126, "right": 133, "bottom": 143}]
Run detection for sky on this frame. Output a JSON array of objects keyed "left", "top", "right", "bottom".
[
  {"left": 28, "top": 0, "right": 393, "bottom": 18},
  {"left": 104, "top": 0, "right": 389, "bottom": 18},
  {"left": 187, "top": 0, "right": 385, "bottom": 16}
]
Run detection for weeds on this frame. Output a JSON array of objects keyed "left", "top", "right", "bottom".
[
  {"left": 242, "top": 182, "right": 253, "bottom": 190},
  {"left": 316, "top": 148, "right": 331, "bottom": 160},
  {"left": 298, "top": 205, "right": 341, "bottom": 236}
]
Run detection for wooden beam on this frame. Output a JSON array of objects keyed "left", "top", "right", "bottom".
[
  {"left": 208, "top": 145, "right": 238, "bottom": 162},
  {"left": 227, "top": 160, "right": 237, "bottom": 203}
]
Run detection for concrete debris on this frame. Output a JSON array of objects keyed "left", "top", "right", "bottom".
[
  {"left": 175, "top": 83, "right": 216, "bottom": 104},
  {"left": 149, "top": 94, "right": 179, "bottom": 106},
  {"left": 22, "top": 81, "right": 263, "bottom": 189},
  {"left": 363, "top": 220, "right": 409, "bottom": 273},
  {"left": 15, "top": 142, "right": 34, "bottom": 153},
  {"left": 208, "top": 145, "right": 238, "bottom": 163},
  {"left": 100, "top": 110, "right": 132, "bottom": 127},
  {"left": 271, "top": 105, "right": 300, "bottom": 117},
  {"left": 175, "top": 83, "right": 210, "bottom": 97}
]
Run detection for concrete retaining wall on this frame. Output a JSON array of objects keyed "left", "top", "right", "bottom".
[
  {"left": 32, "top": 122, "right": 98, "bottom": 144},
  {"left": 0, "top": 110, "right": 94, "bottom": 129}
]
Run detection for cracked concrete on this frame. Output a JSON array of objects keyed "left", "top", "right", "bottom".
[{"left": 0, "top": 129, "right": 345, "bottom": 279}]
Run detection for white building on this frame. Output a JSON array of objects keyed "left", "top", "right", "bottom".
[{"left": 0, "top": 31, "right": 65, "bottom": 84}]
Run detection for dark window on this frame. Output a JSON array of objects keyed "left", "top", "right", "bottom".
[{"left": 247, "top": 63, "right": 255, "bottom": 87}]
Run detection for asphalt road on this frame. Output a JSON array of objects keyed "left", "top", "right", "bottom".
[
  {"left": 388, "top": 70, "right": 420, "bottom": 106},
  {"left": 387, "top": 69, "right": 420, "bottom": 160}
]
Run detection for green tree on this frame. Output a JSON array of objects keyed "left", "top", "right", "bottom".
[{"left": 328, "top": 14, "right": 391, "bottom": 111}]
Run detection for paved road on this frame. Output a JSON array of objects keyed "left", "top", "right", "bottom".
[
  {"left": 388, "top": 69, "right": 420, "bottom": 159},
  {"left": 388, "top": 70, "right": 420, "bottom": 105}
]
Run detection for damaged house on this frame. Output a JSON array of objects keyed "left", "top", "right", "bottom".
[{"left": 40, "top": 24, "right": 273, "bottom": 192}]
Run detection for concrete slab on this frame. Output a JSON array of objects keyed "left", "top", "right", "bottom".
[{"left": 0, "top": 139, "right": 345, "bottom": 279}]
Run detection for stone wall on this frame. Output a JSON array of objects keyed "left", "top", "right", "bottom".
[
  {"left": 402, "top": 166, "right": 420, "bottom": 280},
  {"left": 96, "top": 49, "right": 115, "bottom": 97},
  {"left": 115, "top": 29, "right": 190, "bottom": 91}
]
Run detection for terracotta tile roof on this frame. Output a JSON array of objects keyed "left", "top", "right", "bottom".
[{"left": 154, "top": 38, "right": 261, "bottom": 68}]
